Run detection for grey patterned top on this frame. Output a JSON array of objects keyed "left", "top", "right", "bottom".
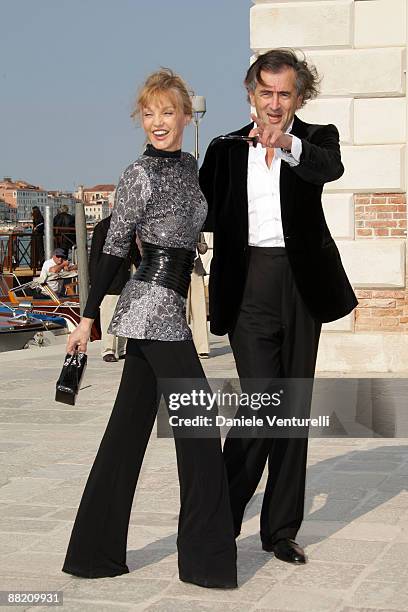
[{"left": 103, "top": 148, "right": 207, "bottom": 341}]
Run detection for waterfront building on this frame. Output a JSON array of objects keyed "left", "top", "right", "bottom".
[
  {"left": 0, "top": 178, "right": 47, "bottom": 222},
  {"left": 75, "top": 184, "right": 114, "bottom": 222}
]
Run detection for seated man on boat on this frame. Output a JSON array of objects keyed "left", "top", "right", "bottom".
[{"left": 40, "top": 248, "right": 77, "bottom": 298}]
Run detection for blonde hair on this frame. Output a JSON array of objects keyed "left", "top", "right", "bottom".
[{"left": 131, "top": 68, "right": 193, "bottom": 122}]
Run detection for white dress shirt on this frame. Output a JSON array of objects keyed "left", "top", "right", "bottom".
[{"left": 247, "top": 120, "right": 302, "bottom": 247}]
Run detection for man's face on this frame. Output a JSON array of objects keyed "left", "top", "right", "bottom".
[
  {"left": 249, "top": 67, "right": 303, "bottom": 133},
  {"left": 52, "top": 255, "right": 64, "bottom": 264}
]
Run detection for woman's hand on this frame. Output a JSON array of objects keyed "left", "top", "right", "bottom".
[{"left": 66, "top": 318, "right": 93, "bottom": 354}]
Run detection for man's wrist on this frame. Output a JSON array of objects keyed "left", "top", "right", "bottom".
[{"left": 280, "top": 135, "right": 293, "bottom": 153}]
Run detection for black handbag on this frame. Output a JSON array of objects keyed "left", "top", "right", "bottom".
[{"left": 55, "top": 352, "right": 87, "bottom": 405}]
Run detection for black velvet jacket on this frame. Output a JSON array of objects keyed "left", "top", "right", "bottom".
[{"left": 199, "top": 115, "right": 358, "bottom": 335}]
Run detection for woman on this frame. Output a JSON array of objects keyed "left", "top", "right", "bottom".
[
  {"left": 31, "top": 206, "right": 44, "bottom": 270},
  {"left": 61, "top": 69, "right": 237, "bottom": 589}
]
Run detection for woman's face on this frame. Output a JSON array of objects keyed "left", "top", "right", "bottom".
[{"left": 141, "top": 93, "right": 190, "bottom": 152}]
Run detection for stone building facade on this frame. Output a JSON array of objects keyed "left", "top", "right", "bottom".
[{"left": 250, "top": 0, "right": 407, "bottom": 371}]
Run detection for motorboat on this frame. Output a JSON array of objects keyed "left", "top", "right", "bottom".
[
  {"left": 0, "top": 304, "right": 67, "bottom": 352},
  {"left": 0, "top": 273, "right": 100, "bottom": 339}
]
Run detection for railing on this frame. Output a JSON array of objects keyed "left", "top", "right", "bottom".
[{"left": 0, "top": 227, "right": 94, "bottom": 274}]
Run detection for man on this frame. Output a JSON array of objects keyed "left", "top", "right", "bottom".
[
  {"left": 89, "top": 214, "right": 140, "bottom": 362},
  {"left": 54, "top": 205, "right": 76, "bottom": 252},
  {"left": 41, "top": 247, "right": 77, "bottom": 296},
  {"left": 199, "top": 49, "right": 357, "bottom": 564}
]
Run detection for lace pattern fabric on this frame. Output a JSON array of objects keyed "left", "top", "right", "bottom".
[{"left": 104, "top": 151, "right": 207, "bottom": 341}]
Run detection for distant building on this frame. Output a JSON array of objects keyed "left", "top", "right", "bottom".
[
  {"left": 0, "top": 198, "right": 16, "bottom": 223},
  {"left": 75, "top": 183, "right": 114, "bottom": 222},
  {"left": 0, "top": 199, "right": 9, "bottom": 221},
  {"left": 84, "top": 201, "right": 110, "bottom": 222},
  {"left": 0, "top": 178, "right": 47, "bottom": 222},
  {"left": 75, "top": 184, "right": 115, "bottom": 204},
  {"left": 0, "top": 177, "right": 78, "bottom": 222}
]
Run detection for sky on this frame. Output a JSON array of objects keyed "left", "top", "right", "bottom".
[{"left": 1, "top": 0, "right": 252, "bottom": 191}]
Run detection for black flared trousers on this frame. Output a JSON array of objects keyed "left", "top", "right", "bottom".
[
  {"left": 223, "top": 247, "right": 321, "bottom": 547},
  {"left": 62, "top": 338, "right": 237, "bottom": 588}
]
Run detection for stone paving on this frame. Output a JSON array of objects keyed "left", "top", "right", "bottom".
[{"left": 0, "top": 334, "right": 407, "bottom": 611}]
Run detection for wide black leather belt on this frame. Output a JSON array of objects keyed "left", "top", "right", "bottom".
[{"left": 133, "top": 241, "right": 195, "bottom": 298}]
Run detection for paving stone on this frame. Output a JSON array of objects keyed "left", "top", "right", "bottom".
[
  {"left": 0, "top": 532, "right": 44, "bottom": 554},
  {"left": 26, "top": 464, "right": 91, "bottom": 479},
  {"left": 306, "top": 484, "right": 372, "bottom": 501},
  {"left": 351, "top": 505, "right": 408, "bottom": 525},
  {"left": 126, "top": 525, "right": 177, "bottom": 551},
  {"left": 306, "top": 498, "right": 361, "bottom": 521},
  {"left": 45, "top": 508, "right": 78, "bottom": 521},
  {"left": 340, "top": 608, "right": 407, "bottom": 612},
  {"left": 61, "top": 576, "right": 171, "bottom": 605},
  {"left": 126, "top": 553, "right": 178, "bottom": 580},
  {"left": 378, "top": 475, "right": 408, "bottom": 492},
  {"left": 0, "top": 552, "right": 67, "bottom": 578},
  {"left": 0, "top": 442, "right": 29, "bottom": 452},
  {"left": 145, "top": 599, "right": 248, "bottom": 611},
  {"left": 332, "top": 459, "right": 401, "bottom": 473},
  {"left": 0, "top": 409, "right": 95, "bottom": 424},
  {"left": 328, "top": 521, "right": 402, "bottom": 542},
  {"left": 24, "top": 523, "right": 75, "bottom": 553},
  {"left": 236, "top": 549, "right": 295, "bottom": 582},
  {"left": 0, "top": 504, "right": 58, "bottom": 518},
  {"left": 167, "top": 577, "right": 272, "bottom": 602},
  {"left": 129, "top": 512, "right": 178, "bottom": 527},
  {"left": 281, "top": 560, "right": 365, "bottom": 590},
  {"left": 256, "top": 585, "right": 341, "bottom": 611},
  {"left": 312, "top": 471, "right": 389, "bottom": 490},
  {"left": 359, "top": 491, "right": 408, "bottom": 509},
  {"left": 349, "top": 580, "right": 408, "bottom": 609},
  {"left": 0, "top": 574, "right": 72, "bottom": 591},
  {"left": 28, "top": 603, "right": 135, "bottom": 612},
  {"left": 0, "top": 517, "right": 61, "bottom": 534},
  {"left": 0, "top": 478, "right": 64, "bottom": 503},
  {"left": 28, "top": 485, "right": 84, "bottom": 506},
  {"left": 298, "top": 520, "right": 347, "bottom": 538},
  {"left": 310, "top": 539, "right": 387, "bottom": 563}
]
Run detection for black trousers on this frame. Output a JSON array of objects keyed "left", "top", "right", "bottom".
[
  {"left": 223, "top": 247, "right": 321, "bottom": 546},
  {"left": 62, "top": 338, "right": 237, "bottom": 588}
]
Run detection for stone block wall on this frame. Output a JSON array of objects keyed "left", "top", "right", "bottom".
[{"left": 251, "top": 0, "right": 408, "bottom": 370}]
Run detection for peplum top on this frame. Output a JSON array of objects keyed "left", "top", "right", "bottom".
[{"left": 83, "top": 145, "right": 207, "bottom": 341}]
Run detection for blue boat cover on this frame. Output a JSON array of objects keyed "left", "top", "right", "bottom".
[{"left": 0, "top": 307, "right": 67, "bottom": 328}]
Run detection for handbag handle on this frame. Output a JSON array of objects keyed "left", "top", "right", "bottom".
[{"left": 64, "top": 351, "right": 79, "bottom": 368}]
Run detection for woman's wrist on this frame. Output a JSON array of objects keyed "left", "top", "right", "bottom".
[{"left": 80, "top": 317, "right": 94, "bottom": 328}]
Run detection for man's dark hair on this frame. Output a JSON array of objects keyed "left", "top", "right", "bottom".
[{"left": 244, "top": 48, "right": 320, "bottom": 107}]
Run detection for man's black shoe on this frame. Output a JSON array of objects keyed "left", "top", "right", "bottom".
[
  {"left": 103, "top": 354, "right": 118, "bottom": 363},
  {"left": 262, "top": 538, "right": 307, "bottom": 564}
]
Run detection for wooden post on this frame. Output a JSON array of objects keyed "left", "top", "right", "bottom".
[{"left": 75, "top": 200, "right": 89, "bottom": 316}]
